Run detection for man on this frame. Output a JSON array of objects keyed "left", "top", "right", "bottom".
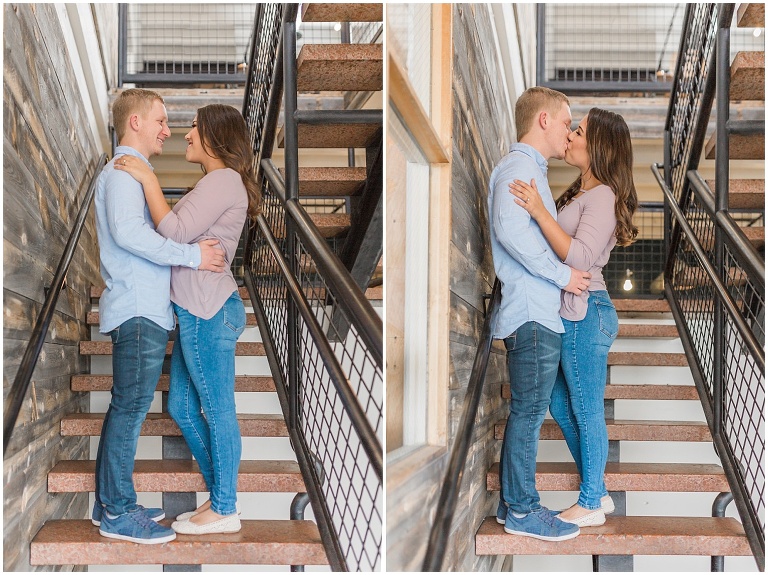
[
  {"left": 488, "top": 87, "right": 591, "bottom": 541},
  {"left": 93, "top": 88, "right": 227, "bottom": 544}
]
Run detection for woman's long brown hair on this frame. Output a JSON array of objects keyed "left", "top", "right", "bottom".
[
  {"left": 196, "top": 104, "right": 260, "bottom": 219},
  {"left": 555, "top": 107, "right": 638, "bottom": 246}
]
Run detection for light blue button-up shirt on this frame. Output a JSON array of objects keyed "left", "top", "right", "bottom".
[
  {"left": 95, "top": 146, "right": 201, "bottom": 333},
  {"left": 488, "top": 143, "right": 572, "bottom": 339}
]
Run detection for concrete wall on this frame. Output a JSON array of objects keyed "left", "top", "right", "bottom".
[{"left": 3, "top": 3, "right": 116, "bottom": 570}]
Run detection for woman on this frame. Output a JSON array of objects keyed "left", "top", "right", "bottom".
[
  {"left": 508, "top": 107, "right": 638, "bottom": 527},
  {"left": 116, "top": 104, "right": 260, "bottom": 535}
]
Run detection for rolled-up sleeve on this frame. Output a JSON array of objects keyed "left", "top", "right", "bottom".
[{"left": 103, "top": 169, "right": 201, "bottom": 268}]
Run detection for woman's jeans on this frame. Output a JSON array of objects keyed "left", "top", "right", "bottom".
[
  {"left": 550, "top": 290, "right": 619, "bottom": 510},
  {"left": 168, "top": 291, "right": 246, "bottom": 516},
  {"left": 96, "top": 317, "right": 169, "bottom": 515},
  {"left": 499, "top": 321, "right": 562, "bottom": 515}
]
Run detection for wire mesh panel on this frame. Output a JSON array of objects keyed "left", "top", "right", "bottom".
[
  {"left": 249, "top": 178, "right": 383, "bottom": 571},
  {"left": 120, "top": 3, "right": 257, "bottom": 85},
  {"left": 606, "top": 204, "right": 665, "bottom": 298},
  {"left": 539, "top": 3, "right": 763, "bottom": 93}
]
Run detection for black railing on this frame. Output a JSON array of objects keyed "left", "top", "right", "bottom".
[
  {"left": 656, "top": 3, "right": 764, "bottom": 569},
  {"left": 118, "top": 3, "right": 256, "bottom": 85},
  {"left": 241, "top": 4, "right": 382, "bottom": 571},
  {"left": 422, "top": 280, "right": 501, "bottom": 572},
  {"left": 3, "top": 154, "right": 108, "bottom": 455}
]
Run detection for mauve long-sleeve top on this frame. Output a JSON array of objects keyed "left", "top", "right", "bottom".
[
  {"left": 557, "top": 184, "right": 617, "bottom": 321},
  {"left": 156, "top": 167, "right": 248, "bottom": 319}
]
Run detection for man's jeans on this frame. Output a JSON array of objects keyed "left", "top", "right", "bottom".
[
  {"left": 499, "top": 321, "right": 562, "bottom": 514},
  {"left": 168, "top": 291, "right": 245, "bottom": 516},
  {"left": 550, "top": 290, "right": 618, "bottom": 510},
  {"left": 95, "top": 317, "right": 169, "bottom": 516}
]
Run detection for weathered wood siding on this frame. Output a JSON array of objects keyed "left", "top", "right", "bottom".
[
  {"left": 3, "top": 3, "right": 110, "bottom": 570},
  {"left": 387, "top": 5, "right": 521, "bottom": 571}
]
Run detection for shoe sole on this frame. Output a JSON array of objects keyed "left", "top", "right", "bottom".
[
  {"left": 503, "top": 526, "right": 580, "bottom": 541},
  {"left": 92, "top": 512, "right": 165, "bottom": 527},
  {"left": 496, "top": 516, "right": 505, "bottom": 525},
  {"left": 98, "top": 529, "right": 176, "bottom": 544}
]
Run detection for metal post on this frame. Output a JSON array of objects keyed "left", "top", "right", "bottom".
[
  {"left": 594, "top": 387, "right": 632, "bottom": 571},
  {"left": 290, "top": 493, "right": 311, "bottom": 572},
  {"left": 162, "top": 364, "right": 200, "bottom": 572},
  {"left": 536, "top": 4, "right": 546, "bottom": 87},
  {"left": 283, "top": 16, "right": 301, "bottom": 431},
  {"left": 711, "top": 492, "right": 733, "bottom": 571},
  {"left": 118, "top": 4, "right": 128, "bottom": 87}
]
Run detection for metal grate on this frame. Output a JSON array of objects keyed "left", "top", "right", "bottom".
[
  {"left": 251, "top": 180, "right": 382, "bottom": 571},
  {"left": 538, "top": 3, "right": 763, "bottom": 93},
  {"left": 120, "top": 3, "right": 257, "bottom": 85},
  {"left": 606, "top": 204, "right": 665, "bottom": 298}
]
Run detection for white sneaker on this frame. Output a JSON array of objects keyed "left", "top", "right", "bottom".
[
  {"left": 601, "top": 495, "right": 615, "bottom": 515},
  {"left": 557, "top": 507, "right": 606, "bottom": 527},
  {"left": 176, "top": 501, "right": 241, "bottom": 522},
  {"left": 172, "top": 513, "right": 241, "bottom": 535}
]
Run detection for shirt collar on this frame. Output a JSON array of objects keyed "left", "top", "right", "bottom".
[
  {"left": 114, "top": 145, "right": 153, "bottom": 168},
  {"left": 509, "top": 142, "right": 548, "bottom": 175}
]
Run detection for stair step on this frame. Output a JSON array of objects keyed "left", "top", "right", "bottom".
[
  {"left": 79, "top": 341, "right": 265, "bottom": 356},
  {"left": 730, "top": 51, "right": 765, "bottom": 101},
  {"left": 612, "top": 299, "right": 670, "bottom": 313},
  {"left": 617, "top": 323, "right": 679, "bottom": 338},
  {"left": 705, "top": 130, "right": 764, "bottom": 160},
  {"left": 607, "top": 352, "right": 688, "bottom": 367},
  {"left": 71, "top": 375, "right": 274, "bottom": 393},
  {"left": 494, "top": 420, "right": 712, "bottom": 442},
  {"left": 475, "top": 516, "right": 750, "bottom": 557},
  {"left": 278, "top": 120, "right": 381, "bottom": 149},
  {"left": 502, "top": 383, "right": 699, "bottom": 401},
  {"left": 268, "top": 213, "right": 351, "bottom": 239},
  {"left": 485, "top": 462, "right": 729, "bottom": 492},
  {"left": 61, "top": 413, "right": 288, "bottom": 437},
  {"left": 30, "top": 519, "right": 327, "bottom": 566},
  {"left": 706, "top": 178, "right": 765, "bottom": 210},
  {"left": 689, "top": 226, "right": 765, "bottom": 250},
  {"left": 738, "top": 3, "right": 765, "bottom": 28},
  {"left": 48, "top": 460, "right": 304, "bottom": 493},
  {"left": 280, "top": 166, "right": 367, "bottom": 196},
  {"left": 297, "top": 44, "right": 383, "bottom": 92},
  {"left": 87, "top": 311, "right": 257, "bottom": 326},
  {"left": 301, "top": 2, "right": 382, "bottom": 22}
]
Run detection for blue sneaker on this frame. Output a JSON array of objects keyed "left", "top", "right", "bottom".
[
  {"left": 91, "top": 501, "right": 165, "bottom": 526},
  {"left": 496, "top": 500, "right": 508, "bottom": 525},
  {"left": 99, "top": 508, "right": 176, "bottom": 544},
  {"left": 504, "top": 507, "right": 580, "bottom": 541}
]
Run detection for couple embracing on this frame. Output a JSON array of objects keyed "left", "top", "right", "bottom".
[{"left": 489, "top": 87, "right": 639, "bottom": 541}]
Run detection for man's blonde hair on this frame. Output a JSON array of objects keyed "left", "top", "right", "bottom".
[
  {"left": 112, "top": 88, "right": 164, "bottom": 141},
  {"left": 515, "top": 87, "right": 570, "bottom": 140}
]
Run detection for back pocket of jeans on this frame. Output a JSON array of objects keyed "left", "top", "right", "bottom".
[
  {"left": 223, "top": 299, "right": 246, "bottom": 335},
  {"left": 595, "top": 300, "right": 619, "bottom": 340}
]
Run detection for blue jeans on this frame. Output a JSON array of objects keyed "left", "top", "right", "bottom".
[
  {"left": 168, "top": 291, "right": 245, "bottom": 516},
  {"left": 499, "top": 321, "right": 562, "bottom": 514},
  {"left": 96, "top": 317, "right": 169, "bottom": 516},
  {"left": 550, "top": 290, "right": 618, "bottom": 510}
]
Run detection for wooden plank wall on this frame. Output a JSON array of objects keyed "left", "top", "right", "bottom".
[
  {"left": 3, "top": 3, "right": 110, "bottom": 570},
  {"left": 386, "top": 5, "right": 520, "bottom": 571}
]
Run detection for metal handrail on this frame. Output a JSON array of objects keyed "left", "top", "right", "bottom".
[
  {"left": 3, "top": 153, "right": 108, "bottom": 455},
  {"left": 652, "top": 164, "right": 765, "bottom": 370},
  {"left": 422, "top": 279, "right": 502, "bottom": 571},
  {"left": 657, "top": 3, "right": 764, "bottom": 567},
  {"left": 240, "top": 4, "right": 382, "bottom": 570}
]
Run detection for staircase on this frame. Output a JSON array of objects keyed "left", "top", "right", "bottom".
[
  {"left": 28, "top": 2, "right": 383, "bottom": 570},
  {"left": 476, "top": 3, "right": 764, "bottom": 571},
  {"left": 477, "top": 298, "right": 751, "bottom": 569}
]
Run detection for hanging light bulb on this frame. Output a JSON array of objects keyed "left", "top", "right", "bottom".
[
  {"left": 623, "top": 269, "right": 634, "bottom": 291},
  {"left": 334, "top": 22, "right": 342, "bottom": 32},
  {"left": 753, "top": 28, "right": 762, "bottom": 38}
]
